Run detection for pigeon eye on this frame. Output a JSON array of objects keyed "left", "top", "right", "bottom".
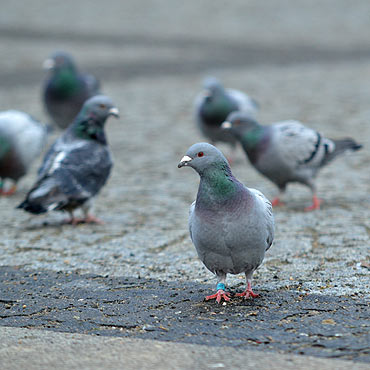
[
  {"left": 197, "top": 151, "right": 204, "bottom": 157},
  {"left": 99, "top": 104, "right": 106, "bottom": 109}
]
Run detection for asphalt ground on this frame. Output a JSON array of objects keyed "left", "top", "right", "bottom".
[{"left": 0, "top": 0, "right": 369, "bottom": 368}]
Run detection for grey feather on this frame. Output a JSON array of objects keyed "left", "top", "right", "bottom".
[{"left": 0, "top": 110, "right": 47, "bottom": 186}]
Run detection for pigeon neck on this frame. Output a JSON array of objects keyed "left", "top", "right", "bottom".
[
  {"left": 240, "top": 126, "right": 265, "bottom": 162},
  {"left": 50, "top": 69, "right": 79, "bottom": 98},
  {"left": 0, "top": 136, "right": 11, "bottom": 158},
  {"left": 72, "top": 117, "right": 107, "bottom": 145},
  {"left": 201, "top": 96, "right": 237, "bottom": 127},
  {"left": 197, "top": 164, "right": 239, "bottom": 205}
]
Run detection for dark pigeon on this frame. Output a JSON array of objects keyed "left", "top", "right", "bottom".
[
  {"left": 194, "top": 77, "right": 258, "bottom": 157},
  {"left": 178, "top": 143, "right": 274, "bottom": 303},
  {"left": 222, "top": 112, "right": 363, "bottom": 210},
  {"left": 43, "top": 51, "right": 100, "bottom": 129},
  {"left": 0, "top": 110, "right": 47, "bottom": 195},
  {"left": 18, "top": 95, "right": 119, "bottom": 224}
]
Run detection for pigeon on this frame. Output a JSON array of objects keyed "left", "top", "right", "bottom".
[
  {"left": 42, "top": 51, "right": 100, "bottom": 129},
  {"left": 0, "top": 110, "right": 47, "bottom": 195},
  {"left": 222, "top": 112, "right": 363, "bottom": 210},
  {"left": 194, "top": 77, "right": 258, "bottom": 156},
  {"left": 178, "top": 143, "right": 274, "bottom": 303},
  {"left": 17, "top": 95, "right": 119, "bottom": 224}
]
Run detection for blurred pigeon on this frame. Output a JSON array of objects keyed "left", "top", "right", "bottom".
[
  {"left": 178, "top": 143, "right": 274, "bottom": 303},
  {"left": 194, "top": 77, "right": 258, "bottom": 157},
  {"left": 43, "top": 51, "right": 100, "bottom": 129},
  {"left": 18, "top": 95, "right": 119, "bottom": 224},
  {"left": 222, "top": 112, "right": 363, "bottom": 210},
  {"left": 0, "top": 110, "right": 47, "bottom": 195}
]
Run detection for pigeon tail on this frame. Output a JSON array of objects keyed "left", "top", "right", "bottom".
[
  {"left": 17, "top": 199, "right": 48, "bottom": 214},
  {"left": 322, "top": 138, "right": 362, "bottom": 165}
]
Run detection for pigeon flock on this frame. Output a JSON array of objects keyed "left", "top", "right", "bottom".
[{"left": 0, "top": 51, "right": 363, "bottom": 303}]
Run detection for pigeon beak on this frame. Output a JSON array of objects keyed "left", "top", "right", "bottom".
[
  {"left": 178, "top": 155, "right": 192, "bottom": 168},
  {"left": 202, "top": 90, "right": 212, "bottom": 98},
  {"left": 43, "top": 58, "right": 55, "bottom": 70},
  {"left": 221, "top": 121, "right": 232, "bottom": 129},
  {"left": 108, "top": 107, "right": 120, "bottom": 118}
]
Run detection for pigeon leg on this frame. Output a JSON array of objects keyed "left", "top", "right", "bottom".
[
  {"left": 80, "top": 202, "right": 104, "bottom": 224},
  {"left": 64, "top": 211, "right": 80, "bottom": 225},
  {"left": 304, "top": 194, "right": 322, "bottom": 211},
  {"left": 1, "top": 183, "right": 17, "bottom": 196},
  {"left": 271, "top": 197, "right": 283, "bottom": 207},
  {"left": 82, "top": 214, "right": 104, "bottom": 225},
  {"left": 205, "top": 273, "right": 230, "bottom": 303},
  {"left": 236, "top": 273, "right": 258, "bottom": 299},
  {"left": 271, "top": 188, "right": 285, "bottom": 207}
]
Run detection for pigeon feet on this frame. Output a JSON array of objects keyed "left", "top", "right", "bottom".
[
  {"left": 205, "top": 290, "right": 231, "bottom": 304},
  {"left": 271, "top": 197, "right": 284, "bottom": 207},
  {"left": 0, "top": 185, "right": 17, "bottom": 196},
  {"left": 236, "top": 288, "right": 259, "bottom": 299},
  {"left": 64, "top": 215, "right": 104, "bottom": 225},
  {"left": 236, "top": 281, "right": 259, "bottom": 299},
  {"left": 304, "top": 195, "right": 322, "bottom": 211}
]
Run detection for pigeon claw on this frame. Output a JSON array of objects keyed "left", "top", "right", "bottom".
[
  {"left": 236, "top": 289, "right": 259, "bottom": 299},
  {"left": 271, "top": 197, "right": 284, "bottom": 207},
  {"left": 205, "top": 290, "right": 231, "bottom": 304},
  {"left": 0, "top": 185, "right": 17, "bottom": 196},
  {"left": 304, "top": 195, "right": 322, "bottom": 212},
  {"left": 64, "top": 215, "right": 104, "bottom": 225}
]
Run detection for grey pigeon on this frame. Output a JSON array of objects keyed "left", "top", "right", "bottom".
[
  {"left": 222, "top": 112, "right": 363, "bottom": 210},
  {"left": 18, "top": 95, "right": 119, "bottom": 224},
  {"left": 178, "top": 143, "right": 274, "bottom": 303},
  {"left": 194, "top": 77, "right": 258, "bottom": 156},
  {"left": 0, "top": 110, "right": 47, "bottom": 195},
  {"left": 43, "top": 51, "right": 100, "bottom": 129}
]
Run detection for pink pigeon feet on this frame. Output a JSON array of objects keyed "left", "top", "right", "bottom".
[
  {"left": 205, "top": 282, "right": 230, "bottom": 303},
  {"left": 304, "top": 194, "right": 322, "bottom": 212},
  {"left": 64, "top": 214, "right": 104, "bottom": 225},
  {"left": 206, "top": 290, "right": 231, "bottom": 304},
  {"left": 0, "top": 184, "right": 17, "bottom": 196},
  {"left": 271, "top": 197, "right": 284, "bottom": 207},
  {"left": 236, "top": 282, "right": 259, "bottom": 299}
]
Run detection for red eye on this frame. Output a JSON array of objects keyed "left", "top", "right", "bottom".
[{"left": 197, "top": 151, "right": 204, "bottom": 157}]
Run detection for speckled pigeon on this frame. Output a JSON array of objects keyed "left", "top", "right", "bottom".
[
  {"left": 194, "top": 77, "right": 258, "bottom": 156},
  {"left": 42, "top": 51, "right": 100, "bottom": 129},
  {"left": 17, "top": 95, "right": 119, "bottom": 224},
  {"left": 178, "top": 143, "right": 274, "bottom": 303},
  {"left": 222, "top": 112, "right": 363, "bottom": 210},
  {"left": 0, "top": 110, "right": 47, "bottom": 195}
]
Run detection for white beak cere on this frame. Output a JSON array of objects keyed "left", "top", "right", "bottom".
[
  {"left": 108, "top": 107, "right": 120, "bottom": 118},
  {"left": 178, "top": 155, "right": 192, "bottom": 168},
  {"left": 42, "top": 58, "right": 55, "bottom": 70},
  {"left": 221, "top": 121, "right": 232, "bottom": 129}
]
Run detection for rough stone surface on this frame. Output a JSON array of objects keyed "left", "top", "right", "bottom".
[
  {"left": 0, "top": 267, "right": 369, "bottom": 362},
  {"left": 0, "top": 0, "right": 369, "bottom": 368}
]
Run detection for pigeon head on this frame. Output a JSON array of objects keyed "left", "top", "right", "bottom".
[
  {"left": 73, "top": 95, "right": 119, "bottom": 143},
  {"left": 178, "top": 142, "right": 230, "bottom": 174},
  {"left": 221, "top": 111, "right": 260, "bottom": 139},
  {"left": 43, "top": 51, "right": 76, "bottom": 73},
  {"left": 78, "top": 95, "right": 119, "bottom": 123},
  {"left": 200, "top": 78, "right": 238, "bottom": 122}
]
